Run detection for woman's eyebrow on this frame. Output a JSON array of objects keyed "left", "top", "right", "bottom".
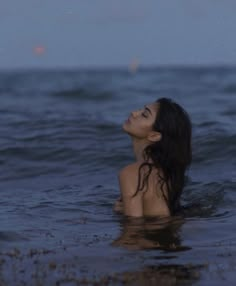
[{"left": 144, "top": 105, "right": 152, "bottom": 115}]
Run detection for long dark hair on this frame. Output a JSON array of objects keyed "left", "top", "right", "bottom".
[{"left": 134, "top": 98, "right": 192, "bottom": 215}]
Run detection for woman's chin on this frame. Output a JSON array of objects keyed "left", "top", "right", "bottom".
[
  {"left": 122, "top": 121, "right": 130, "bottom": 132},
  {"left": 122, "top": 125, "right": 127, "bottom": 133},
  {"left": 122, "top": 124, "right": 134, "bottom": 137}
]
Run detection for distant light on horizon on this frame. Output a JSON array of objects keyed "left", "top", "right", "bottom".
[
  {"left": 33, "top": 46, "right": 46, "bottom": 56},
  {"left": 128, "top": 58, "right": 139, "bottom": 73}
]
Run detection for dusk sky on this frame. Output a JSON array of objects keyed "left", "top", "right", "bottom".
[{"left": 1, "top": 0, "right": 236, "bottom": 68}]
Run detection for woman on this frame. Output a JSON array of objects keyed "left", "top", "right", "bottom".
[{"left": 114, "top": 98, "right": 192, "bottom": 217}]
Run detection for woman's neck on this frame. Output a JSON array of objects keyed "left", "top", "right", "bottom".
[{"left": 131, "top": 137, "right": 149, "bottom": 162}]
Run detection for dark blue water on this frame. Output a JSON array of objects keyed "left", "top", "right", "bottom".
[{"left": 0, "top": 67, "right": 235, "bottom": 285}]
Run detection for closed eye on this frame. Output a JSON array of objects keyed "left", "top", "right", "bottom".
[{"left": 144, "top": 105, "right": 152, "bottom": 116}]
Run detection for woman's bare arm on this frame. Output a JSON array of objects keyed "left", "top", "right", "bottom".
[{"left": 118, "top": 163, "right": 143, "bottom": 217}]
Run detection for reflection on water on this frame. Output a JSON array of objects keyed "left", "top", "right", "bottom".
[
  {"left": 112, "top": 216, "right": 191, "bottom": 251},
  {"left": 111, "top": 217, "right": 205, "bottom": 286}
]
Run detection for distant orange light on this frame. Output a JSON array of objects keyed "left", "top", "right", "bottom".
[
  {"left": 128, "top": 58, "right": 139, "bottom": 73},
  {"left": 33, "top": 46, "right": 46, "bottom": 55}
]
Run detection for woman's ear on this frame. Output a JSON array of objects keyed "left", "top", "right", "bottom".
[{"left": 147, "top": 131, "right": 162, "bottom": 142}]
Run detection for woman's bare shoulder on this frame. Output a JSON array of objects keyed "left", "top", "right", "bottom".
[
  {"left": 118, "top": 162, "right": 144, "bottom": 217},
  {"left": 119, "top": 162, "right": 141, "bottom": 177},
  {"left": 118, "top": 162, "right": 141, "bottom": 197}
]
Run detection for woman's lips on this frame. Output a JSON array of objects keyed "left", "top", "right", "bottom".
[{"left": 125, "top": 116, "right": 131, "bottom": 124}]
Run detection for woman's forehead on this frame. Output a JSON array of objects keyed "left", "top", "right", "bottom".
[{"left": 146, "top": 102, "right": 159, "bottom": 112}]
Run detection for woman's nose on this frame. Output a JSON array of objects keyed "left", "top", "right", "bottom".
[
  {"left": 131, "top": 111, "right": 137, "bottom": 117},
  {"left": 131, "top": 110, "right": 139, "bottom": 117}
]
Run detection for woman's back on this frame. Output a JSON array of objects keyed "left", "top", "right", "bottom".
[
  {"left": 118, "top": 162, "right": 170, "bottom": 217},
  {"left": 142, "top": 168, "right": 170, "bottom": 217}
]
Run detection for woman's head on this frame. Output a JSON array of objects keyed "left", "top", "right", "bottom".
[
  {"left": 123, "top": 97, "right": 192, "bottom": 214},
  {"left": 123, "top": 98, "right": 191, "bottom": 152},
  {"left": 123, "top": 102, "right": 161, "bottom": 141}
]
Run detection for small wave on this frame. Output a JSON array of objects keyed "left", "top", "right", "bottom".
[
  {"left": 221, "top": 108, "right": 236, "bottom": 117},
  {"left": 193, "top": 134, "right": 236, "bottom": 163},
  {"left": 51, "top": 88, "right": 114, "bottom": 100},
  {"left": 182, "top": 180, "right": 234, "bottom": 218},
  {"left": 0, "top": 231, "right": 27, "bottom": 242},
  {"left": 196, "top": 121, "right": 218, "bottom": 128},
  {"left": 222, "top": 84, "right": 236, "bottom": 94}
]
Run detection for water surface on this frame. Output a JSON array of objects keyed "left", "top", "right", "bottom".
[{"left": 0, "top": 67, "right": 235, "bottom": 285}]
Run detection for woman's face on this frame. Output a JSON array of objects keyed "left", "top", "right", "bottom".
[{"left": 123, "top": 102, "right": 159, "bottom": 139}]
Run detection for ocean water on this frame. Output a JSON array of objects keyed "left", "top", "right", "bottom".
[{"left": 0, "top": 67, "right": 235, "bottom": 285}]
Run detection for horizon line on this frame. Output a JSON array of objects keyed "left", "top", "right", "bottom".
[{"left": 1, "top": 63, "right": 236, "bottom": 72}]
